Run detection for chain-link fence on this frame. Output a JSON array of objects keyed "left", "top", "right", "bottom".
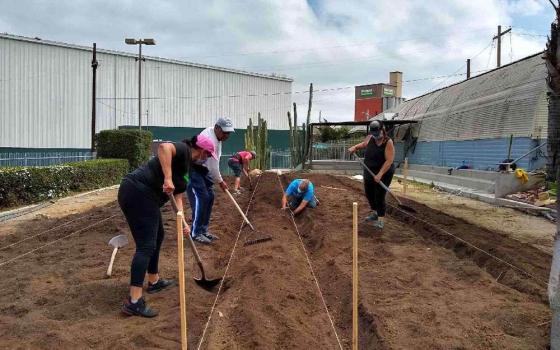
[{"left": 0, "top": 151, "right": 94, "bottom": 167}]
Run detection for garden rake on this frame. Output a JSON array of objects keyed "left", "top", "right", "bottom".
[{"left": 224, "top": 189, "right": 272, "bottom": 246}]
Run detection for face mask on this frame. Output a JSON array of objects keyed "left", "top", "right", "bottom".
[{"left": 371, "top": 130, "right": 382, "bottom": 140}]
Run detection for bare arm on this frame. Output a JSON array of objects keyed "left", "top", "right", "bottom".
[
  {"left": 242, "top": 158, "right": 250, "bottom": 177},
  {"left": 293, "top": 200, "right": 309, "bottom": 216},
  {"left": 281, "top": 193, "right": 288, "bottom": 209},
  {"left": 158, "top": 143, "right": 177, "bottom": 194},
  {"left": 348, "top": 135, "right": 371, "bottom": 153},
  {"left": 377, "top": 139, "right": 395, "bottom": 178}
]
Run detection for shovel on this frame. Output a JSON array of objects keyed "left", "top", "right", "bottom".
[
  {"left": 224, "top": 189, "right": 272, "bottom": 246},
  {"left": 354, "top": 156, "right": 417, "bottom": 213},
  {"left": 106, "top": 234, "right": 129, "bottom": 277},
  {"left": 168, "top": 194, "right": 221, "bottom": 290}
]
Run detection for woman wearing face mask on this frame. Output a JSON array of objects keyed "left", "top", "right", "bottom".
[
  {"left": 118, "top": 135, "right": 217, "bottom": 317},
  {"left": 348, "top": 120, "right": 395, "bottom": 229}
]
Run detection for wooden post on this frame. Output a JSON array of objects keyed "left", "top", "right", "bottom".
[
  {"left": 352, "top": 202, "right": 358, "bottom": 350},
  {"left": 403, "top": 157, "right": 409, "bottom": 195},
  {"left": 177, "top": 211, "right": 188, "bottom": 350}
]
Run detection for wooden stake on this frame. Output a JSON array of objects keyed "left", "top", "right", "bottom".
[
  {"left": 403, "top": 157, "right": 409, "bottom": 195},
  {"left": 352, "top": 202, "right": 358, "bottom": 350},
  {"left": 177, "top": 211, "right": 188, "bottom": 350}
]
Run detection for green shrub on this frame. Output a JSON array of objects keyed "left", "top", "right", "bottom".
[
  {"left": 96, "top": 129, "right": 153, "bottom": 169},
  {"left": 0, "top": 159, "right": 129, "bottom": 209}
]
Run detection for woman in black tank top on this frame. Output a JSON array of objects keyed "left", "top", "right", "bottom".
[{"left": 348, "top": 120, "right": 395, "bottom": 230}]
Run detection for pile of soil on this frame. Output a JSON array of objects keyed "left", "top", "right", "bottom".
[{"left": 0, "top": 172, "right": 551, "bottom": 349}]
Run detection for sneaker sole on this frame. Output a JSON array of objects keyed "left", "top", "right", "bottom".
[
  {"left": 121, "top": 306, "right": 159, "bottom": 318},
  {"left": 147, "top": 283, "right": 176, "bottom": 294}
]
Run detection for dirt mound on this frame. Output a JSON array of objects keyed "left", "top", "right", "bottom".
[{"left": 0, "top": 172, "right": 551, "bottom": 349}]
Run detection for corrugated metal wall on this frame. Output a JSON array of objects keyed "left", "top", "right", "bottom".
[
  {"left": 384, "top": 53, "right": 548, "bottom": 142},
  {"left": 0, "top": 35, "right": 292, "bottom": 149}
]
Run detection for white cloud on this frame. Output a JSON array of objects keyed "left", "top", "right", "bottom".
[
  {"left": 0, "top": 0, "right": 551, "bottom": 122},
  {"left": 509, "top": 0, "right": 545, "bottom": 15}
]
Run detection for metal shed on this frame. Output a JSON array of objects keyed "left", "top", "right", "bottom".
[{"left": 0, "top": 33, "right": 293, "bottom": 162}]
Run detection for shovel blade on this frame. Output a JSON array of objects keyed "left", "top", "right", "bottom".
[
  {"left": 109, "top": 234, "right": 129, "bottom": 248},
  {"left": 194, "top": 276, "right": 222, "bottom": 291}
]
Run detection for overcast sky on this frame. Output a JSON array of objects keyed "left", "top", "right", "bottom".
[{"left": 0, "top": 0, "right": 555, "bottom": 122}]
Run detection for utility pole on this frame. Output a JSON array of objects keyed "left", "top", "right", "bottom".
[
  {"left": 138, "top": 43, "right": 143, "bottom": 129},
  {"left": 466, "top": 59, "right": 471, "bottom": 80},
  {"left": 125, "top": 38, "right": 156, "bottom": 129},
  {"left": 493, "top": 25, "right": 511, "bottom": 68},
  {"left": 91, "top": 43, "right": 98, "bottom": 151}
]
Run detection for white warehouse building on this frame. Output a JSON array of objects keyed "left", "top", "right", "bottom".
[{"left": 0, "top": 34, "right": 292, "bottom": 165}]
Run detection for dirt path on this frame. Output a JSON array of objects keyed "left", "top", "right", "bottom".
[
  {"left": 0, "top": 172, "right": 552, "bottom": 349},
  {"left": 283, "top": 173, "right": 551, "bottom": 349}
]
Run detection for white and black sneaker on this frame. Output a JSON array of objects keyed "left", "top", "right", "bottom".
[{"left": 122, "top": 297, "right": 158, "bottom": 318}]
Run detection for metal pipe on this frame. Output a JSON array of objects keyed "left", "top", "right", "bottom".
[
  {"left": 498, "top": 141, "right": 548, "bottom": 165},
  {"left": 138, "top": 43, "right": 142, "bottom": 130}
]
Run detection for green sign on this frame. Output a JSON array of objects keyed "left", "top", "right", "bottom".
[
  {"left": 360, "top": 89, "right": 373, "bottom": 97},
  {"left": 383, "top": 87, "right": 394, "bottom": 96}
]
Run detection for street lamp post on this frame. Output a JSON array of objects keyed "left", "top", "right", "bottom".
[{"left": 125, "top": 38, "right": 156, "bottom": 129}]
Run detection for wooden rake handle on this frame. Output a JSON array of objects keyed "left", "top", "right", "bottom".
[
  {"left": 225, "top": 189, "right": 255, "bottom": 231},
  {"left": 176, "top": 209, "right": 188, "bottom": 350}
]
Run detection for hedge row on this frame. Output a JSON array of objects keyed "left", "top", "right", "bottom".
[
  {"left": 0, "top": 159, "right": 129, "bottom": 209},
  {"left": 96, "top": 129, "right": 153, "bottom": 169}
]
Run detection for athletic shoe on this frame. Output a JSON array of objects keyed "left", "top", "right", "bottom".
[
  {"left": 233, "top": 190, "right": 241, "bottom": 195},
  {"left": 193, "top": 234, "right": 212, "bottom": 244},
  {"left": 202, "top": 232, "right": 219, "bottom": 241},
  {"left": 365, "top": 212, "right": 378, "bottom": 222},
  {"left": 147, "top": 278, "right": 175, "bottom": 294},
  {"left": 121, "top": 297, "right": 158, "bottom": 318},
  {"left": 372, "top": 221, "right": 384, "bottom": 229}
]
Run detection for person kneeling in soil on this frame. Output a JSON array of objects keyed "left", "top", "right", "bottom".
[
  {"left": 227, "top": 150, "right": 256, "bottom": 194},
  {"left": 348, "top": 120, "right": 395, "bottom": 230},
  {"left": 118, "top": 135, "right": 217, "bottom": 317},
  {"left": 281, "top": 179, "right": 319, "bottom": 216}
]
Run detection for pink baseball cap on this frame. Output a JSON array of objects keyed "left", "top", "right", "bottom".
[{"left": 195, "top": 135, "right": 218, "bottom": 159}]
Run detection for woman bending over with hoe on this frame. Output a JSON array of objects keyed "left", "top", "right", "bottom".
[{"left": 118, "top": 135, "right": 216, "bottom": 317}]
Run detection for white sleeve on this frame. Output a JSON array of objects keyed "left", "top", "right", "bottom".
[
  {"left": 200, "top": 128, "right": 223, "bottom": 184},
  {"left": 206, "top": 156, "right": 223, "bottom": 184}
]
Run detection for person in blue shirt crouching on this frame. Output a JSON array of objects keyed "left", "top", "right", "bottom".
[{"left": 281, "top": 179, "right": 319, "bottom": 216}]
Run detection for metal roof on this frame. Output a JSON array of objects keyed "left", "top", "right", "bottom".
[
  {"left": 0, "top": 33, "right": 293, "bottom": 82},
  {"left": 377, "top": 52, "right": 548, "bottom": 142}
]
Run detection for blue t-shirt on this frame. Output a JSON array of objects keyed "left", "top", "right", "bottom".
[{"left": 285, "top": 179, "right": 315, "bottom": 202}]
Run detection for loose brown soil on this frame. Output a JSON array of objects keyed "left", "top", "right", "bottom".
[{"left": 0, "top": 173, "right": 552, "bottom": 349}]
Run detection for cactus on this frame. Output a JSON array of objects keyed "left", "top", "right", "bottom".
[
  {"left": 288, "top": 103, "right": 307, "bottom": 169},
  {"left": 287, "top": 83, "right": 313, "bottom": 169},
  {"left": 245, "top": 112, "right": 270, "bottom": 170}
]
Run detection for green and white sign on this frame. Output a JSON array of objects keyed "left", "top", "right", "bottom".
[
  {"left": 383, "top": 87, "right": 394, "bottom": 96},
  {"left": 360, "top": 89, "right": 373, "bottom": 97}
]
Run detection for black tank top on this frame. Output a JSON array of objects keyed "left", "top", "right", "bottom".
[{"left": 364, "top": 137, "right": 393, "bottom": 173}]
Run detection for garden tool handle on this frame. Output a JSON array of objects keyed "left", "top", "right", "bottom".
[
  {"left": 225, "top": 189, "right": 256, "bottom": 231},
  {"left": 167, "top": 194, "right": 205, "bottom": 270},
  {"left": 106, "top": 247, "right": 118, "bottom": 277},
  {"left": 354, "top": 156, "right": 403, "bottom": 205}
]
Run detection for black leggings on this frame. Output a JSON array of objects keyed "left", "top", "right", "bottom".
[
  {"left": 118, "top": 178, "right": 165, "bottom": 287},
  {"left": 363, "top": 168, "right": 394, "bottom": 217}
]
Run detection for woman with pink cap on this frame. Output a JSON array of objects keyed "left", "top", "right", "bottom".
[{"left": 118, "top": 135, "right": 216, "bottom": 318}]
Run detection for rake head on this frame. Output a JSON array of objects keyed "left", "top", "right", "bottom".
[{"left": 243, "top": 236, "right": 273, "bottom": 246}]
